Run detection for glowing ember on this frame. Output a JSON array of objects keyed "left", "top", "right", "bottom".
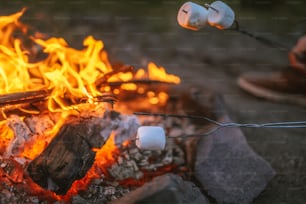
[
  {"left": 0, "top": 120, "right": 14, "bottom": 154},
  {"left": 63, "top": 133, "right": 119, "bottom": 198},
  {"left": 0, "top": 8, "right": 181, "bottom": 201}
]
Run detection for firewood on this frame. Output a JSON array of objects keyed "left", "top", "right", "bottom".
[
  {"left": 0, "top": 90, "right": 117, "bottom": 121},
  {"left": 105, "top": 79, "right": 176, "bottom": 87},
  {"left": 95, "top": 64, "right": 134, "bottom": 89},
  {"left": 27, "top": 111, "right": 121, "bottom": 195},
  {"left": 0, "top": 89, "right": 50, "bottom": 107}
]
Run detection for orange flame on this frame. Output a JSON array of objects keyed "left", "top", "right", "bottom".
[
  {"left": 0, "top": 120, "right": 14, "bottom": 154},
  {"left": 0, "top": 9, "right": 181, "bottom": 199}
]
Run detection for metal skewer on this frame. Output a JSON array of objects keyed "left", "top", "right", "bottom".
[
  {"left": 134, "top": 112, "right": 306, "bottom": 138},
  {"left": 231, "top": 20, "right": 290, "bottom": 51},
  {"left": 204, "top": 3, "right": 219, "bottom": 13},
  {"left": 203, "top": 2, "right": 291, "bottom": 51}
]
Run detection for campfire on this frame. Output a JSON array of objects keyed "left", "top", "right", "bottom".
[
  {"left": 0, "top": 8, "right": 276, "bottom": 204},
  {"left": 0, "top": 8, "right": 181, "bottom": 200}
]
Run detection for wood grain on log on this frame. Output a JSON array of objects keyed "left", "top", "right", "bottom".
[{"left": 27, "top": 111, "right": 120, "bottom": 195}]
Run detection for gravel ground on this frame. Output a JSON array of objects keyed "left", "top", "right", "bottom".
[{"left": 1, "top": 1, "right": 306, "bottom": 203}]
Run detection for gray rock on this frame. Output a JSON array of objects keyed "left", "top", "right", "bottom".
[
  {"left": 109, "top": 173, "right": 209, "bottom": 204},
  {"left": 195, "top": 115, "right": 276, "bottom": 204}
]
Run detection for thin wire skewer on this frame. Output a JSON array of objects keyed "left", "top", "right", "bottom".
[
  {"left": 134, "top": 112, "right": 222, "bottom": 126},
  {"left": 134, "top": 112, "right": 306, "bottom": 138},
  {"left": 204, "top": 3, "right": 219, "bottom": 13},
  {"left": 231, "top": 20, "right": 290, "bottom": 52},
  {"left": 203, "top": 2, "right": 291, "bottom": 51}
]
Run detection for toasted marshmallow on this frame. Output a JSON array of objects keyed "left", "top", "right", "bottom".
[
  {"left": 177, "top": 1, "right": 209, "bottom": 31},
  {"left": 207, "top": 1, "right": 235, "bottom": 30}
]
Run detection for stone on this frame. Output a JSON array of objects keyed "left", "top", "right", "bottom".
[
  {"left": 109, "top": 173, "right": 209, "bottom": 204},
  {"left": 195, "top": 115, "right": 276, "bottom": 204}
]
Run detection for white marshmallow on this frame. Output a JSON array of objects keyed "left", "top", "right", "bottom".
[
  {"left": 136, "top": 126, "right": 166, "bottom": 150},
  {"left": 177, "top": 1, "right": 209, "bottom": 31},
  {"left": 207, "top": 1, "right": 235, "bottom": 30}
]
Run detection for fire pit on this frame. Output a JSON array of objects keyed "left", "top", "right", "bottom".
[{"left": 0, "top": 8, "right": 276, "bottom": 204}]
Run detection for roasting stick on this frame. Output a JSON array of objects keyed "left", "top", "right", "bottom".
[
  {"left": 230, "top": 20, "right": 290, "bottom": 51},
  {"left": 133, "top": 112, "right": 306, "bottom": 150},
  {"left": 177, "top": 1, "right": 290, "bottom": 51},
  {"left": 134, "top": 112, "right": 306, "bottom": 129}
]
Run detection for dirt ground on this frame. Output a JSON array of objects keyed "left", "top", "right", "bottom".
[{"left": 2, "top": 1, "right": 306, "bottom": 203}]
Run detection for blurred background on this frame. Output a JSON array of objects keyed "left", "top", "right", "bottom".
[
  {"left": 2, "top": 0, "right": 305, "bottom": 66},
  {"left": 1, "top": 0, "right": 306, "bottom": 203}
]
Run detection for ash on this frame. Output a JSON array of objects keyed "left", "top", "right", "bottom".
[
  {"left": 71, "top": 114, "right": 196, "bottom": 204},
  {"left": 0, "top": 110, "right": 200, "bottom": 204}
]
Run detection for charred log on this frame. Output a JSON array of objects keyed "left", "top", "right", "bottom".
[
  {"left": 99, "top": 79, "right": 176, "bottom": 87},
  {"left": 95, "top": 64, "right": 134, "bottom": 89},
  {"left": 0, "top": 89, "right": 50, "bottom": 107},
  {"left": 27, "top": 111, "right": 120, "bottom": 195},
  {"left": 0, "top": 90, "right": 117, "bottom": 121}
]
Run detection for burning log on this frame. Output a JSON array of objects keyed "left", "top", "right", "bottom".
[
  {"left": 27, "top": 110, "right": 121, "bottom": 195},
  {"left": 99, "top": 80, "right": 177, "bottom": 88},
  {"left": 95, "top": 64, "right": 134, "bottom": 89},
  {"left": 0, "top": 90, "right": 50, "bottom": 119},
  {"left": 0, "top": 90, "right": 117, "bottom": 121},
  {"left": 0, "top": 89, "right": 50, "bottom": 108}
]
